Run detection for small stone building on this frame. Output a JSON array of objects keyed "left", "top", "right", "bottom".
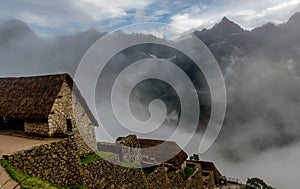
[
  {"left": 114, "top": 135, "right": 188, "bottom": 167},
  {"left": 0, "top": 73, "right": 97, "bottom": 156}
]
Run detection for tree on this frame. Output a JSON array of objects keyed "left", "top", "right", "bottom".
[
  {"left": 244, "top": 178, "right": 274, "bottom": 189},
  {"left": 189, "top": 154, "right": 200, "bottom": 161}
]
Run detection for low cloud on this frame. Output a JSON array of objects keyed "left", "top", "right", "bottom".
[{"left": 205, "top": 141, "right": 300, "bottom": 189}]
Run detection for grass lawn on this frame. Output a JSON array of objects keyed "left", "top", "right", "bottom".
[
  {"left": 120, "top": 161, "right": 138, "bottom": 168},
  {"left": 80, "top": 151, "right": 138, "bottom": 168},
  {"left": 80, "top": 151, "right": 114, "bottom": 164}
]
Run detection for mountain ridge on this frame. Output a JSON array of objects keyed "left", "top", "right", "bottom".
[{"left": 1, "top": 12, "right": 300, "bottom": 76}]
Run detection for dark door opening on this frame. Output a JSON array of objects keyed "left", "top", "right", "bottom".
[
  {"left": 0, "top": 116, "right": 4, "bottom": 130},
  {"left": 0, "top": 117, "right": 25, "bottom": 131},
  {"left": 67, "top": 119, "right": 72, "bottom": 132}
]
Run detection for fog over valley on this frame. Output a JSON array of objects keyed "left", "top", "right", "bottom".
[{"left": 1, "top": 13, "right": 300, "bottom": 188}]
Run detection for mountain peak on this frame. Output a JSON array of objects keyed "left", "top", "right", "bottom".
[
  {"left": 3, "top": 19, "right": 34, "bottom": 34},
  {"left": 85, "top": 28, "right": 102, "bottom": 35},
  {"left": 286, "top": 12, "right": 300, "bottom": 25},
  {"left": 0, "top": 19, "right": 38, "bottom": 42},
  {"left": 211, "top": 17, "right": 244, "bottom": 34},
  {"left": 5, "top": 19, "right": 28, "bottom": 27},
  {"left": 221, "top": 17, "right": 230, "bottom": 23}
]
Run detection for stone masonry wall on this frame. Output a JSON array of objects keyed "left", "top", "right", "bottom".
[
  {"left": 83, "top": 158, "right": 204, "bottom": 189},
  {"left": 3, "top": 137, "right": 83, "bottom": 186},
  {"left": 49, "top": 80, "right": 97, "bottom": 157},
  {"left": 72, "top": 91, "right": 97, "bottom": 157},
  {"left": 3, "top": 137, "right": 204, "bottom": 188},
  {"left": 97, "top": 142, "right": 122, "bottom": 157},
  {"left": 168, "top": 171, "right": 186, "bottom": 189},
  {"left": 146, "top": 167, "right": 170, "bottom": 189},
  {"left": 146, "top": 166, "right": 204, "bottom": 189},
  {"left": 48, "top": 81, "right": 72, "bottom": 136},
  {"left": 100, "top": 136, "right": 142, "bottom": 164},
  {"left": 82, "top": 158, "right": 148, "bottom": 189},
  {"left": 116, "top": 135, "right": 142, "bottom": 165},
  {"left": 185, "top": 169, "right": 204, "bottom": 189},
  {"left": 24, "top": 121, "right": 49, "bottom": 136}
]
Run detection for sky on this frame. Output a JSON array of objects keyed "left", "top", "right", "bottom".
[{"left": 0, "top": 0, "right": 300, "bottom": 37}]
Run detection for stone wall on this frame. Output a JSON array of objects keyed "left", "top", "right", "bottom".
[
  {"left": 185, "top": 169, "right": 204, "bottom": 189},
  {"left": 146, "top": 166, "right": 204, "bottom": 189},
  {"left": 82, "top": 157, "right": 205, "bottom": 189},
  {"left": 116, "top": 135, "right": 141, "bottom": 165},
  {"left": 168, "top": 171, "right": 186, "bottom": 189},
  {"left": 48, "top": 81, "right": 72, "bottom": 136},
  {"left": 98, "top": 139, "right": 142, "bottom": 164},
  {"left": 82, "top": 158, "right": 148, "bottom": 189},
  {"left": 146, "top": 167, "right": 170, "bottom": 189},
  {"left": 49, "top": 80, "right": 97, "bottom": 157},
  {"left": 97, "top": 142, "right": 122, "bottom": 157},
  {"left": 24, "top": 121, "right": 49, "bottom": 136},
  {"left": 207, "top": 171, "right": 215, "bottom": 189},
  {"left": 72, "top": 91, "right": 97, "bottom": 157},
  {"left": 3, "top": 137, "right": 83, "bottom": 186},
  {"left": 3, "top": 137, "right": 205, "bottom": 188}
]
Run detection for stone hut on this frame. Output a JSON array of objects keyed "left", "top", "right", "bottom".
[
  {"left": 116, "top": 135, "right": 188, "bottom": 168},
  {"left": 0, "top": 73, "right": 97, "bottom": 156}
]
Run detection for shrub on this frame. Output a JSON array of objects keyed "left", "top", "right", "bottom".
[{"left": 184, "top": 167, "right": 196, "bottom": 179}]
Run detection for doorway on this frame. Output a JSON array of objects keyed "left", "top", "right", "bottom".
[{"left": 0, "top": 117, "right": 25, "bottom": 131}]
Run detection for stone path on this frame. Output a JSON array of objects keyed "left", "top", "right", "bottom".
[{"left": 0, "top": 134, "right": 60, "bottom": 189}]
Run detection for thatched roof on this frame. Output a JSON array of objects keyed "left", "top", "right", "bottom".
[
  {"left": 116, "top": 136, "right": 188, "bottom": 167},
  {"left": 0, "top": 73, "right": 98, "bottom": 125}
]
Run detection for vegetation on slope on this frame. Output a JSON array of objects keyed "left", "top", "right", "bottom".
[
  {"left": 184, "top": 167, "right": 196, "bottom": 179},
  {"left": 120, "top": 161, "right": 138, "bottom": 168}
]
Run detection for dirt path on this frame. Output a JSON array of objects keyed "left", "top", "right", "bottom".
[{"left": 0, "top": 134, "right": 60, "bottom": 189}]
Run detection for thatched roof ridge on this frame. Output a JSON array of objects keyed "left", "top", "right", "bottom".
[{"left": 0, "top": 73, "right": 98, "bottom": 125}]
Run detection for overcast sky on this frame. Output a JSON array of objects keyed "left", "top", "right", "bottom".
[{"left": 0, "top": 0, "right": 300, "bottom": 37}]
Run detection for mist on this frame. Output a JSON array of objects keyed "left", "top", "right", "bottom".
[
  {"left": 1, "top": 16, "right": 300, "bottom": 188},
  {"left": 200, "top": 55, "right": 300, "bottom": 188}
]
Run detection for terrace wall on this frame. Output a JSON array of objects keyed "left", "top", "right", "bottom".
[
  {"left": 83, "top": 158, "right": 204, "bottom": 189},
  {"left": 3, "top": 137, "right": 83, "bottom": 186},
  {"left": 3, "top": 136, "right": 205, "bottom": 188},
  {"left": 82, "top": 158, "right": 148, "bottom": 189}
]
